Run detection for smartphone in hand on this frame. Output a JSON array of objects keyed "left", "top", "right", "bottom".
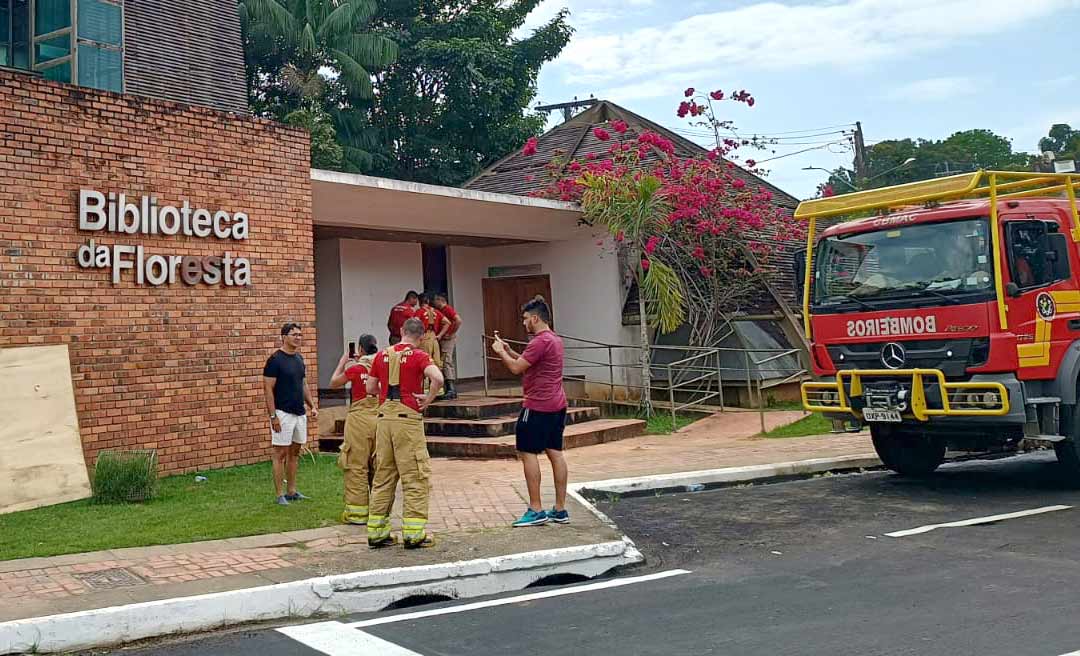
[{"left": 348, "top": 342, "right": 356, "bottom": 359}]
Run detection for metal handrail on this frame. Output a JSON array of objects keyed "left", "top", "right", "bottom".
[{"left": 481, "top": 332, "right": 806, "bottom": 432}]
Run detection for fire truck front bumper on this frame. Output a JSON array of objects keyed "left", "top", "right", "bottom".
[{"left": 801, "top": 369, "right": 1021, "bottom": 424}]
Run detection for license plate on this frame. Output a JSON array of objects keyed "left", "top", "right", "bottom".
[{"left": 863, "top": 408, "right": 902, "bottom": 423}]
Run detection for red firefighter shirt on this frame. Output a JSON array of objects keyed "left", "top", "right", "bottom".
[
  {"left": 388, "top": 303, "right": 416, "bottom": 338},
  {"left": 440, "top": 303, "right": 460, "bottom": 337},
  {"left": 370, "top": 344, "right": 434, "bottom": 413},
  {"left": 417, "top": 305, "right": 449, "bottom": 334},
  {"left": 343, "top": 362, "right": 371, "bottom": 403}
]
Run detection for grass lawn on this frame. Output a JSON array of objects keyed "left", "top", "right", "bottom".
[
  {"left": 0, "top": 455, "right": 347, "bottom": 562},
  {"left": 607, "top": 410, "right": 700, "bottom": 435},
  {"left": 764, "top": 412, "right": 836, "bottom": 439}
]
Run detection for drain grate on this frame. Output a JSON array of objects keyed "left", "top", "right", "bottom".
[{"left": 73, "top": 568, "right": 146, "bottom": 590}]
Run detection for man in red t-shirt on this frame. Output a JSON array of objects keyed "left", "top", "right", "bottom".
[
  {"left": 433, "top": 293, "right": 464, "bottom": 399},
  {"left": 491, "top": 296, "right": 570, "bottom": 528},
  {"left": 387, "top": 291, "right": 419, "bottom": 345},
  {"left": 366, "top": 318, "right": 444, "bottom": 549},
  {"left": 328, "top": 334, "right": 388, "bottom": 525}
]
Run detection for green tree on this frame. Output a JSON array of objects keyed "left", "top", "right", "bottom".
[
  {"left": 367, "top": 0, "right": 572, "bottom": 185},
  {"left": 818, "top": 129, "right": 1032, "bottom": 196},
  {"left": 240, "top": 0, "right": 399, "bottom": 168},
  {"left": 284, "top": 106, "right": 345, "bottom": 169},
  {"left": 1040, "top": 124, "right": 1080, "bottom": 159}
]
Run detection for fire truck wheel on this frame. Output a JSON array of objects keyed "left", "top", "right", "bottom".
[
  {"left": 1054, "top": 404, "right": 1080, "bottom": 475},
  {"left": 871, "top": 425, "right": 946, "bottom": 477}
]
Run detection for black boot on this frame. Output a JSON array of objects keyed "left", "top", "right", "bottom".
[{"left": 444, "top": 380, "right": 458, "bottom": 400}]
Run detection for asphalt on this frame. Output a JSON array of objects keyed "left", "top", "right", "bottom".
[{"left": 96, "top": 452, "right": 1080, "bottom": 656}]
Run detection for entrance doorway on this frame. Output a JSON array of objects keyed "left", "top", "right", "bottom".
[
  {"left": 422, "top": 245, "right": 448, "bottom": 297},
  {"left": 482, "top": 275, "right": 553, "bottom": 380}
]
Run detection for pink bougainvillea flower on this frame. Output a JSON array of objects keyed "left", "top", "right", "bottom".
[
  {"left": 677, "top": 101, "right": 691, "bottom": 118},
  {"left": 706, "top": 149, "right": 719, "bottom": 162},
  {"left": 710, "top": 90, "right": 724, "bottom": 100},
  {"left": 641, "top": 258, "right": 651, "bottom": 271},
  {"left": 611, "top": 119, "right": 629, "bottom": 134},
  {"left": 684, "top": 87, "right": 695, "bottom": 97},
  {"left": 732, "top": 178, "right": 746, "bottom": 189},
  {"left": 522, "top": 137, "right": 538, "bottom": 156},
  {"left": 585, "top": 152, "right": 597, "bottom": 161},
  {"left": 525, "top": 174, "right": 536, "bottom": 182},
  {"left": 644, "top": 235, "right": 661, "bottom": 255},
  {"left": 692, "top": 246, "right": 706, "bottom": 260},
  {"left": 699, "top": 266, "right": 713, "bottom": 278},
  {"left": 615, "top": 231, "right": 625, "bottom": 242},
  {"left": 821, "top": 185, "right": 836, "bottom": 198},
  {"left": 593, "top": 127, "right": 611, "bottom": 141}
]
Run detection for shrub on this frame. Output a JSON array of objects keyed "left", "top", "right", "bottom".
[{"left": 92, "top": 449, "right": 158, "bottom": 504}]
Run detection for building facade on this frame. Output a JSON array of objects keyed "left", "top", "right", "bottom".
[{"left": 0, "top": 0, "right": 247, "bottom": 113}]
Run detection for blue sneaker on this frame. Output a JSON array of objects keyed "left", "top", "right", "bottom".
[
  {"left": 548, "top": 508, "right": 570, "bottom": 524},
  {"left": 285, "top": 492, "right": 310, "bottom": 501},
  {"left": 512, "top": 508, "right": 549, "bottom": 527},
  {"left": 275, "top": 495, "right": 289, "bottom": 506}
]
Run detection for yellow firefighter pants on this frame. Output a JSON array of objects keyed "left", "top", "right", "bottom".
[
  {"left": 439, "top": 335, "right": 457, "bottom": 381},
  {"left": 337, "top": 397, "right": 382, "bottom": 525},
  {"left": 367, "top": 401, "right": 432, "bottom": 545},
  {"left": 419, "top": 331, "right": 443, "bottom": 368}
]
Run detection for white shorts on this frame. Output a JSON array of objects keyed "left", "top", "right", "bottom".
[{"left": 272, "top": 410, "right": 308, "bottom": 447}]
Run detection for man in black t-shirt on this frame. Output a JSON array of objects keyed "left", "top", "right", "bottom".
[{"left": 263, "top": 323, "right": 318, "bottom": 506}]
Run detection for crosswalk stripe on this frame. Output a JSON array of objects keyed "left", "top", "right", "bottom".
[{"left": 278, "top": 622, "right": 424, "bottom": 655}]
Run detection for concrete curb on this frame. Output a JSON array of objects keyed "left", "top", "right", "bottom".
[
  {"left": 572, "top": 454, "right": 882, "bottom": 498},
  {"left": 0, "top": 540, "right": 639, "bottom": 655},
  {"left": 0, "top": 453, "right": 880, "bottom": 654}
]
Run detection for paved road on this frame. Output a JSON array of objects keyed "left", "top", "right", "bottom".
[{"left": 105, "top": 453, "right": 1080, "bottom": 656}]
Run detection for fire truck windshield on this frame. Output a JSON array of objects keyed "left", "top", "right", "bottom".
[{"left": 813, "top": 217, "right": 993, "bottom": 307}]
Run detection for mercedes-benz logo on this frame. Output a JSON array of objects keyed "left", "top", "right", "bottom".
[{"left": 881, "top": 342, "right": 906, "bottom": 369}]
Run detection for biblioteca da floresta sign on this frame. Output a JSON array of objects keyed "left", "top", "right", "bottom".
[{"left": 76, "top": 189, "right": 251, "bottom": 286}]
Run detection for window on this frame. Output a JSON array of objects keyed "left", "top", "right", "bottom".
[
  {"left": 1006, "top": 220, "right": 1070, "bottom": 290},
  {"left": 18, "top": 0, "right": 122, "bottom": 91},
  {"left": 75, "top": 0, "right": 121, "bottom": 91},
  {"left": 0, "top": 0, "right": 30, "bottom": 70}
]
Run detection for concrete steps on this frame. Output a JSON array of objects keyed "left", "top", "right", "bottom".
[
  {"left": 319, "top": 396, "right": 646, "bottom": 459},
  {"left": 426, "top": 418, "right": 647, "bottom": 459}
]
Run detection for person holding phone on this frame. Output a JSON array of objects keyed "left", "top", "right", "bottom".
[
  {"left": 263, "top": 323, "right": 318, "bottom": 506},
  {"left": 490, "top": 296, "right": 570, "bottom": 527},
  {"left": 328, "top": 334, "right": 388, "bottom": 525}
]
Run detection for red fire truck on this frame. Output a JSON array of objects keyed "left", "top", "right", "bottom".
[{"left": 797, "top": 171, "right": 1080, "bottom": 475}]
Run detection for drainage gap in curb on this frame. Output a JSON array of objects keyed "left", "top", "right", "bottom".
[
  {"left": 525, "top": 573, "right": 590, "bottom": 588},
  {"left": 382, "top": 593, "right": 455, "bottom": 611}
]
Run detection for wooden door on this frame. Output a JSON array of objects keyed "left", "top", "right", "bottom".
[{"left": 482, "top": 275, "right": 553, "bottom": 380}]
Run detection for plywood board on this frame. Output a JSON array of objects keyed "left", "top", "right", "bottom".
[{"left": 0, "top": 345, "right": 92, "bottom": 514}]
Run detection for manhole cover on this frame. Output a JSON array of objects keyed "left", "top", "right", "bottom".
[{"left": 73, "top": 568, "right": 146, "bottom": 590}]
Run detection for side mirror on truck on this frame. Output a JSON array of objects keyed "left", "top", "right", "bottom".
[{"left": 792, "top": 249, "right": 807, "bottom": 301}]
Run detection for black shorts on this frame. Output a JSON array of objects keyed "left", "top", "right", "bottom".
[{"left": 515, "top": 407, "right": 567, "bottom": 454}]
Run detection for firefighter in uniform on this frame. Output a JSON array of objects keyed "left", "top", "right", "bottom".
[
  {"left": 366, "top": 317, "right": 444, "bottom": 549},
  {"left": 327, "top": 334, "right": 389, "bottom": 525},
  {"left": 432, "top": 293, "right": 463, "bottom": 400},
  {"left": 415, "top": 293, "right": 450, "bottom": 369},
  {"left": 387, "top": 291, "right": 419, "bottom": 346}
]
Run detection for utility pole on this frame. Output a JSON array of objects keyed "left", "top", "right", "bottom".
[
  {"left": 536, "top": 97, "right": 598, "bottom": 124},
  {"left": 853, "top": 121, "right": 869, "bottom": 187}
]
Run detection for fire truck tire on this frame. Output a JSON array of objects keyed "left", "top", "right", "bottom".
[
  {"left": 1054, "top": 404, "right": 1080, "bottom": 475},
  {"left": 871, "top": 426, "right": 946, "bottom": 477}
]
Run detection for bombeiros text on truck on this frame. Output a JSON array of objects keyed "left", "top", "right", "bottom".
[{"left": 793, "top": 170, "right": 1080, "bottom": 475}]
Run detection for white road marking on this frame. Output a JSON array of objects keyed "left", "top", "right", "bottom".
[
  {"left": 279, "top": 622, "right": 424, "bottom": 655},
  {"left": 1057, "top": 651, "right": 1080, "bottom": 655},
  {"left": 885, "top": 505, "right": 1072, "bottom": 538},
  {"left": 346, "top": 568, "right": 691, "bottom": 628}
]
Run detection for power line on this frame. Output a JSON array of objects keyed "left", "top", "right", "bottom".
[{"left": 756, "top": 141, "right": 852, "bottom": 164}]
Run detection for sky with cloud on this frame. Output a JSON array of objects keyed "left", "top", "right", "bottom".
[{"left": 521, "top": 0, "right": 1080, "bottom": 198}]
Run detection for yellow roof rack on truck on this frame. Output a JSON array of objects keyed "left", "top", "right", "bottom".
[{"left": 795, "top": 170, "right": 1080, "bottom": 338}]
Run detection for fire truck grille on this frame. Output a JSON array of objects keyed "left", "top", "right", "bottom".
[{"left": 827, "top": 338, "right": 989, "bottom": 378}]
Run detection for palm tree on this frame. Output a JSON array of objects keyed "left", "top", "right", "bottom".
[
  {"left": 239, "top": 0, "right": 398, "bottom": 101},
  {"left": 580, "top": 173, "right": 686, "bottom": 416}
]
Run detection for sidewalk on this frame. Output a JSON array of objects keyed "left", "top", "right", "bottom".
[{"left": 0, "top": 411, "right": 871, "bottom": 624}]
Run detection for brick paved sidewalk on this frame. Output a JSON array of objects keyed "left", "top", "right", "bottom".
[{"left": 0, "top": 411, "right": 872, "bottom": 623}]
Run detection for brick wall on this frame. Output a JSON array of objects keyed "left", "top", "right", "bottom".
[{"left": 0, "top": 69, "right": 316, "bottom": 475}]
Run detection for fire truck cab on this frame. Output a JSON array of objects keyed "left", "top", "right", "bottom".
[{"left": 796, "top": 171, "right": 1080, "bottom": 476}]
